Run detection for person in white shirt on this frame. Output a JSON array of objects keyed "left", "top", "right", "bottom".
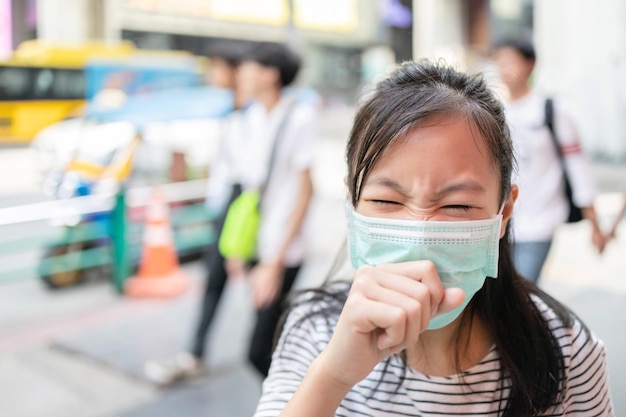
[
  {"left": 492, "top": 38, "right": 607, "bottom": 283},
  {"left": 145, "top": 42, "right": 318, "bottom": 384}
]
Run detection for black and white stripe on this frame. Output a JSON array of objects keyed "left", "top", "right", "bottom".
[{"left": 254, "top": 284, "right": 614, "bottom": 416}]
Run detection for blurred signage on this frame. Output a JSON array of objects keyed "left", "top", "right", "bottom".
[
  {"left": 125, "top": 0, "right": 358, "bottom": 32},
  {"left": 124, "top": 0, "right": 289, "bottom": 26},
  {"left": 0, "top": 0, "right": 11, "bottom": 59},
  {"left": 294, "top": 0, "right": 357, "bottom": 33},
  {"left": 381, "top": 0, "right": 411, "bottom": 28},
  {"left": 209, "top": 0, "right": 288, "bottom": 25}
]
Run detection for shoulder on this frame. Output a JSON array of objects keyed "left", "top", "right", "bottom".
[
  {"left": 537, "top": 90, "right": 578, "bottom": 122},
  {"left": 531, "top": 295, "right": 614, "bottom": 413},
  {"left": 288, "top": 100, "right": 320, "bottom": 130},
  {"left": 282, "top": 282, "right": 349, "bottom": 332},
  {"left": 530, "top": 294, "right": 606, "bottom": 367},
  {"left": 274, "top": 281, "right": 350, "bottom": 359},
  {"left": 282, "top": 88, "right": 320, "bottom": 118},
  {"left": 531, "top": 293, "right": 580, "bottom": 339},
  {"left": 284, "top": 281, "right": 350, "bottom": 326}
]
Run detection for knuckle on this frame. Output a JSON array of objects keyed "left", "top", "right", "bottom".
[
  {"left": 389, "top": 306, "right": 408, "bottom": 325},
  {"left": 422, "top": 260, "right": 438, "bottom": 274},
  {"left": 355, "top": 264, "right": 377, "bottom": 280},
  {"left": 405, "top": 300, "right": 423, "bottom": 318},
  {"left": 351, "top": 275, "right": 370, "bottom": 293},
  {"left": 411, "top": 281, "right": 432, "bottom": 303}
]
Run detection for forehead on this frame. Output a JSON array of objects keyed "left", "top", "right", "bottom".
[{"left": 371, "top": 116, "right": 498, "bottom": 182}]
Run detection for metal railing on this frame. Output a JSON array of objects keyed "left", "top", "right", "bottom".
[{"left": 0, "top": 179, "right": 217, "bottom": 293}]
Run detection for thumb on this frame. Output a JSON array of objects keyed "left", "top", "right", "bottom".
[{"left": 437, "top": 288, "right": 466, "bottom": 315}]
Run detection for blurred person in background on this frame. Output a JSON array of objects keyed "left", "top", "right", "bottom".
[
  {"left": 169, "top": 40, "right": 250, "bottom": 182},
  {"left": 146, "top": 41, "right": 319, "bottom": 385},
  {"left": 492, "top": 38, "right": 608, "bottom": 283},
  {"left": 205, "top": 40, "right": 254, "bottom": 109}
]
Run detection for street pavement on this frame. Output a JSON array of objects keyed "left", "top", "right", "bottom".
[{"left": 1, "top": 105, "right": 626, "bottom": 417}]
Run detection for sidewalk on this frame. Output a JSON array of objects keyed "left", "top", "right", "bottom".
[
  {"left": 0, "top": 260, "right": 266, "bottom": 417},
  {"left": 0, "top": 192, "right": 345, "bottom": 417}
]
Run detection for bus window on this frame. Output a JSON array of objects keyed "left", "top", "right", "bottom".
[
  {"left": 34, "top": 69, "right": 54, "bottom": 98},
  {"left": 0, "top": 66, "right": 85, "bottom": 101},
  {"left": 0, "top": 67, "right": 31, "bottom": 100},
  {"left": 54, "top": 69, "right": 85, "bottom": 99}
]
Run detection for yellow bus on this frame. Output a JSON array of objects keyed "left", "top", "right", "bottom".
[{"left": 0, "top": 40, "right": 138, "bottom": 143}]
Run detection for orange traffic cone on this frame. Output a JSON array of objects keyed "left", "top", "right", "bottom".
[{"left": 124, "top": 187, "right": 189, "bottom": 298}]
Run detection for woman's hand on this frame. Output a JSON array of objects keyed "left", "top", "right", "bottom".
[{"left": 315, "top": 261, "right": 465, "bottom": 388}]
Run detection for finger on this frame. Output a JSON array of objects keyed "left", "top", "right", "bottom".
[
  {"left": 358, "top": 269, "right": 438, "bottom": 334},
  {"left": 436, "top": 287, "right": 466, "bottom": 315},
  {"left": 355, "top": 274, "right": 428, "bottom": 342},
  {"left": 346, "top": 297, "right": 409, "bottom": 351},
  {"left": 374, "top": 261, "right": 445, "bottom": 316}
]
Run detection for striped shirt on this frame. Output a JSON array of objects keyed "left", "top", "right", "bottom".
[{"left": 254, "top": 283, "right": 614, "bottom": 417}]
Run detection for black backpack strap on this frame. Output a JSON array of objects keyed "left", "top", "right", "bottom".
[
  {"left": 544, "top": 97, "right": 563, "bottom": 161},
  {"left": 544, "top": 97, "right": 579, "bottom": 219},
  {"left": 258, "top": 100, "right": 297, "bottom": 206}
]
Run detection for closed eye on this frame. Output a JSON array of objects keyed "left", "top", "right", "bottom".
[
  {"left": 444, "top": 205, "right": 472, "bottom": 211},
  {"left": 370, "top": 200, "right": 400, "bottom": 205}
]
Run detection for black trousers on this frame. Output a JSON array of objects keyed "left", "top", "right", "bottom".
[{"left": 190, "top": 184, "right": 300, "bottom": 377}]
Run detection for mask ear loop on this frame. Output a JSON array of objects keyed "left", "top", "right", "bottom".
[{"left": 498, "top": 201, "right": 506, "bottom": 215}]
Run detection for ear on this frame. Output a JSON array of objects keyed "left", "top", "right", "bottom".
[{"left": 500, "top": 184, "right": 519, "bottom": 239}]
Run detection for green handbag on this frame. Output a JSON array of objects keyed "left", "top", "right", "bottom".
[
  {"left": 218, "top": 189, "right": 261, "bottom": 261},
  {"left": 217, "top": 102, "right": 295, "bottom": 260}
]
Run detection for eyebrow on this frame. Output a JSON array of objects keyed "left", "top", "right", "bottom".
[
  {"left": 365, "top": 176, "right": 412, "bottom": 198},
  {"left": 365, "top": 176, "right": 486, "bottom": 200},
  {"left": 433, "top": 181, "right": 486, "bottom": 200}
]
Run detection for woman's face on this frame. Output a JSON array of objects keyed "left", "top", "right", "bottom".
[{"left": 357, "top": 116, "right": 505, "bottom": 224}]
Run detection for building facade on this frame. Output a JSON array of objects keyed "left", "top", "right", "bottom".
[
  {"left": 26, "top": 0, "right": 393, "bottom": 103},
  {"left": 8, "top": 0, "right": 625, "bottom": 157}
]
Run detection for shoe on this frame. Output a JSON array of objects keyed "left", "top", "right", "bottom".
[{"left": 144, "top": 352, "right": 204, "bottom": 386}]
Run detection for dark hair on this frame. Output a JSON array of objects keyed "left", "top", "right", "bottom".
[
  {"left": 278, "top": 60, "right": 575, "bottom": 417},
  {"left": 493, "top": 37, "right": 536, "bottom": 62},
  {"left": 244, "top": 41, "right": 301, "bottom": 87},
  {"left": 347, "top": 59, "right": 514, "bottom": 207},
  {"left": 207, "top": 40, "right": 251, "bottom": 66}
]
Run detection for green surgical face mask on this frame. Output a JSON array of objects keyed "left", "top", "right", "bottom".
[{"left": 346, "top": 207, "right": 503, "bottom": 330}]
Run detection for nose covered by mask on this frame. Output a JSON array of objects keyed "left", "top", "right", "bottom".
[{"left": 346, "top": 208, "right": 502, "bottom": 330}]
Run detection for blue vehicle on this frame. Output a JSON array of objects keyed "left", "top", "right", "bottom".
[
  {"left": 36, "top": 86, "right": 234, "bottom": 289},
  {"left": 84, "top": 54, "right": 205, "bottom": 101}
]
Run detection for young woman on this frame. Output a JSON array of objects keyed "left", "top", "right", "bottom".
[{"left": 253, "top": 60, "right": 613, "bottom": 416}]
